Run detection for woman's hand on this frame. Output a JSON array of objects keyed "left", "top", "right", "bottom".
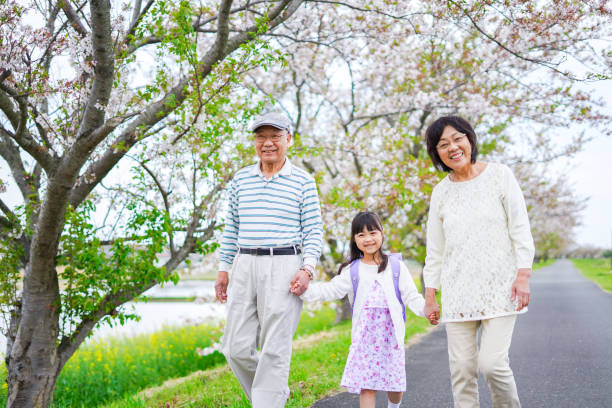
[
  {"left": 511, "top": 268, "right": 531, "bottom": 311},
  {"left": 424, "top": 287, "right": 440, "bottom": 325}
]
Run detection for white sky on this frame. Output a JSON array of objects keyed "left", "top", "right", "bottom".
[{"left": 558, "top": 77, "right": 612, "bottom": 249}]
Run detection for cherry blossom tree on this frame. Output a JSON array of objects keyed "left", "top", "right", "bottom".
[
  {"left": 0, "top": 0, "right": 303, "bottom": 405},
  {"left": 245, "top": 0, "right": 611, "bottom": 319}
]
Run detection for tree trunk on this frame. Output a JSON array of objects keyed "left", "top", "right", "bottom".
[
  {"left": 334, "top": 296, "right": 352, "bottom": 324},
  {"left": 6, "top": 265, "right": 61, "bottom": 408},
  {"left": 7, "top": 177, "right": 66, "bottom": 407}
]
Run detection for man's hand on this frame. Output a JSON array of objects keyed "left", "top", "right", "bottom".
[
  {"left": 511, "top": 268, "right": 531, "bottom": 311},
  {"left": 215, "top": 271, "right": 229, "bottom": 303},
  {"left": 289, "top": 268, "right": 311, "bottom": 296},
  {"left": 424, "top": 287, "right": 440, "bottom": 325}
]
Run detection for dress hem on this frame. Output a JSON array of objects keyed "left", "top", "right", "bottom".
[{"left": 343, "top": 385, "right": 406, "bottom": 394}]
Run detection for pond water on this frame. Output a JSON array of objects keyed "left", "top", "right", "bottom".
[{"left": 0, "top": 280, "right": 225, "bottom": 354}]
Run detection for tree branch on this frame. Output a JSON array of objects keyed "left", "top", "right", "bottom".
[
  {"left": 58, "top": 0, "right": 88, "bottom": 37},
  {"left": 451, "top": 0, "right": 585, "bottom": 81},
  {"left": 125, "top": 0, "right": 155, "bottom": 43},
  {"left": 57, "top": 192, "right": 221, "bottom": 366},
  {"left": 68, "top": 0, "right": 304, "bottom": 208},
  {"left": 0, "top": 198, "right": 18, "bottom": 228},
  {"left": 73, "top": 0, "right": 114, "bottom": 144},
  {"left": 223, "top": 0, "right": 303, "bottom": 53},
  {"left": 132, "top": 156, "right": 175, "bottom": 254},
  {"left": 0, "top": 85, "right": 57, "bottom": 173},
  {"left": 0, "top": 133, "right": 41, "bottom": 202}
]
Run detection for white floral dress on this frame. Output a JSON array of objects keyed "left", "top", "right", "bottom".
[{"left": 341, "top": 281, "right": 406, "bottom": 393}]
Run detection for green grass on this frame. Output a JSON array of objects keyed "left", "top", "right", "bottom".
[
  {"left": 572, "top": 258, "right": 612, "bottom": 293},
  {"left": 0, "top": 306, "right": 339, "bottom": 408},
  {"left": 55, "top": 323, "right": 226, "bottom": 408},
  {"left": 101, "top": 312, "right": 431, "bottom": 408},
  {"left": 533, "top": 258, "right": 556, "bottom": 270}
]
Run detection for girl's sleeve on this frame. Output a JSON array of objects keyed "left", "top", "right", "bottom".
[
  {"left": 501, "top": 165, "right": 535, "bottom": 269},
  {"left": 422, "top": 188, "right": 445, "bottom": 290},
  {"left": 399, "top": 261, "right": 426, "bottom": 317},
  {"left": 300, "top": 266, "right": 352, "bottom": 302}
]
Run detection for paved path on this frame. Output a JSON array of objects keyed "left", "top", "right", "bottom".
[{"left": 313, "top": 260, "right": 612, "bottom": 407}]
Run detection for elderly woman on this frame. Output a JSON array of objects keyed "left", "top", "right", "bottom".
[{"left": 422, "top": 116, "right": 535, "bottom": 408}]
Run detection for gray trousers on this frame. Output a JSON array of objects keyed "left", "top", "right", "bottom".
[{"left": 221, "top": 253, "right": 302, "bottom": 408}]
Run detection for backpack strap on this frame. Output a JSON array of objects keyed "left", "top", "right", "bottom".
[
  {"left": 349, "top": 259, "right": 360, "bottom": 316},
  {"left": 389, "top": 253, "right": 406, "bottom": 322},
  {"left": 349, "top": 255, "right": 406, "bottom": 321}
]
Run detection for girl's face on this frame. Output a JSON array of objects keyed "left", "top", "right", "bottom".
[{"left": 354, "top": 226, "right": 383, "bottom": 257}]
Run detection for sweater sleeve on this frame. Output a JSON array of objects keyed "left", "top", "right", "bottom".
[
  {"left": 300, "top": 266, "right": 352, "bottom": 303},
  {"left": 422, "top": 187, "right": 445, "bottom": 290},
  {"left": 502, "top": 165, "right": 535, "bottom": 269},
  {"left": 399, "top": 262, "right": 426, "bottom": 317}
]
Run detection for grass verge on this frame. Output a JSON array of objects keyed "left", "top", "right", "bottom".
[
  {"left": 533, "top": 258, "right": 555, "bottom": 270},
  {"left": 0, "top": 306, "right": 338, "bottom": 408},
  {"left": 101, "top": 312, "right": 431, "bottom": 408},
  {"left": 571, "top": 258, "right": 612, "bottom": 293}
]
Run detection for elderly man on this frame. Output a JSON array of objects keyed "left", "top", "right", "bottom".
[{"left": 215, "top": 112, "right": 323, "bottom": 407}]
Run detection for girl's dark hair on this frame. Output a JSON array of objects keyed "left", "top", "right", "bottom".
[
  {"left": 425, "top": 115, "right": 478, "bottom": 172},
  {"left": 338, "top": 211, "right": 388, "bottom": 274}
]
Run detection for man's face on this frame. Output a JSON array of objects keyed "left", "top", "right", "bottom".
[{"left": 254, "top": 126, "right": 291, "bottom": 166}]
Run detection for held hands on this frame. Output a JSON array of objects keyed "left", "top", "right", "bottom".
[
  {"left": 511, "top": 268, "right": 531, "bottom": 311},
  {"left": 424, "top": 287, "right": 440, "bottom": 325},
  {"left": 214, "top": 271, "right": 229, "bottom": 303},
  {"left": 289, "top": 268, "right": 312, "bottom": 296}
]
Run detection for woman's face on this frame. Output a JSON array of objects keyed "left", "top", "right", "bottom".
[
  {"left": 354, "top": 226, "right": 383, "bottom": 257},
  {"left": 436, "top": 125, "right": 472, "bottom": 171}
]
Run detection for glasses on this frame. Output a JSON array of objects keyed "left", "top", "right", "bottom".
[
  {"left": 436, "top": 133, "right": 466, "bottom": 151},
  {"left": 254, "top": 133, "right": 286, "bottom": 143}
]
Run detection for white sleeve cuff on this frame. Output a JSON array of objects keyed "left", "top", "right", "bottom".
[
  {"left": 302, "top": 256, "right": 317, "bottom": 269},
  {"left": 219, "top": 261, "right": 233, "bottom": 273}
]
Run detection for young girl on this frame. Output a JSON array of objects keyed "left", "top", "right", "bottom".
[{"left": 291, "top": 211, "right": 425, "bottom": 408}]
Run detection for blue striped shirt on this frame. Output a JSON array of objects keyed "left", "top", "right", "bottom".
[{"left": 219, "top": 159, "right": 323, "bottom": 271}]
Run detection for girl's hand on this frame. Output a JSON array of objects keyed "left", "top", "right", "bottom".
[
  {"left": 289, "top": 268, "right": 311, "bottom": 296},
  {"left": 289, "top": 280, "right": 301, "bottom": 295}
]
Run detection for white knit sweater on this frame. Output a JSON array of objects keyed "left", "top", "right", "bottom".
[{"left": 423, "top": 163, "right": 535, "bottom": 322}]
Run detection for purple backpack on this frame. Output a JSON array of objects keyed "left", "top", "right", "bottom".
[{"left": 349, "top": 253, "right": 406, "bottom": 321}]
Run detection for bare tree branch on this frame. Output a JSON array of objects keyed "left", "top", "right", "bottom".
[
  {"left": 0, "top": 132, "right": 41, "bottom": 202},
  {"left": 79, "top": 0, "right": 113, "bottom": 130},
  {"left": 449, "top": 0, "right": 586, "bottom": 81},
  {"left": 0, "top": 85, "right": 57, "bottom": 173},
  {"left": 58, "top": 0, "right": 88, "bottom": 37}
]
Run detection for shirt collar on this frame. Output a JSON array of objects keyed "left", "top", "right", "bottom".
[{"left": 250, "top": 157, "right": 293, "bottom": 178}]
